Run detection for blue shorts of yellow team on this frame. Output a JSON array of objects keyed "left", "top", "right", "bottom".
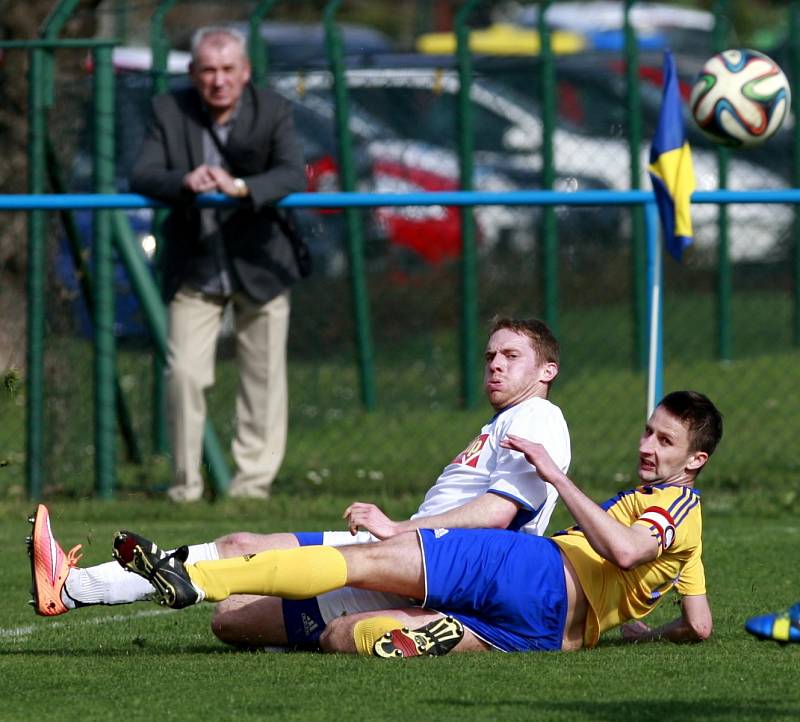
[{"left": 418, "top": 528, "right": 567, "bottom": 652}]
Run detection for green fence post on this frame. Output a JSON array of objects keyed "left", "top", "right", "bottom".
[
  {"left": 46, "top": 137, "right": 143, "bottom": 464},
  {"left": 324, "top": 0, "right": 376, "bottom": 410},
  {"left": 112, "top": 212, "right": 169, "bottom": 342},
  {"left": 713, "top": 0, "right": 732, "bottom": 362},
  {"left": 455, "top": 0, "right": 479, "bottom": 409},
  {"left": 249, "top": 0, "right": 280, "bottom": 86},
  {"left": 150, "top": 0, "right": 175, "bottom": 96},
  {"left": 111, "top": 212, "right": 232, "bottom": 490},
  {"left": 25, "top": 48, "right": 46, "bottom": 500},
  {"left": 92, "top": 45, "right": 116, "bottom": 499},
  {"left": 25, "top": 1, "right": 82, "bottom": 499},
  {"left": 113, "top": 0, "right": 129, "bottom": 44},
  {"left": 39, "top": 0, "right": 81, "bottom": 108},
  {"left": 791, "top": 1, "right": 800, "bottom": 346},
  {"left": 148, "top": 0, "right": 176, "bottom": 457},
  {"left": 624, "top": 0, "right": 646, "bottom": 371},
  {"left": 538, "top": 1, "right": 558, "bottom": 335}
]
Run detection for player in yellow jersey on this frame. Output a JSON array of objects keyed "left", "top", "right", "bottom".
[{"left": 112, "top": 390, "right": 722, "bottom": 657}]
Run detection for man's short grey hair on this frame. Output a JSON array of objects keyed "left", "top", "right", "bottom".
[{"left": 190, "top": 26, "right": 248, "bottom": 61}]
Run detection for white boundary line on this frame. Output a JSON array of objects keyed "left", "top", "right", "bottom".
[{"left": 0, "top": 608, "right": 174, "bottom": 639}]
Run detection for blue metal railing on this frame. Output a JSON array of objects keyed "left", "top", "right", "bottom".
[
  {"left": 5, "top": 186, "right": 798, "bottom": 497},
  {"left": 4, "top": 188, "right": 800, "bottom": 210}
]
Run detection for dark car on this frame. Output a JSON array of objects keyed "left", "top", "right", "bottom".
[{"left": 271, "top": 66, "right": 624, "bottom": 266}]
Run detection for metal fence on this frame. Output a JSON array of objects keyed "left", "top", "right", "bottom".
[
  {"left": 2, "top": 0, "right": 800, "bottom": 503},
  {"left": 3, "top": 186, "right": 798, "bottom": 503}
]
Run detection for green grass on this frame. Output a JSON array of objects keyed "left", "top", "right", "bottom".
[
  {"left": 1, "top": 499, "right": 799, "bottom": 721},
  {"left": 2, "top": 282, "right": 799, "bottom": 718}
]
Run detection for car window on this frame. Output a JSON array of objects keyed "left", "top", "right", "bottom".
[
  {"left": 344, "top": 85, "right": 519, "bottom": 154},
  {"left": 351, "top": 86, "right": 451, "bottom": 146}
]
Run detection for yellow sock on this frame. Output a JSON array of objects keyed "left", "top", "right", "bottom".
[
  {"left": 353, "top": 616, "right": 405, "bottom": 656},
  {"left": 186, "top": 546, "right": 348, "bottom": 603}
]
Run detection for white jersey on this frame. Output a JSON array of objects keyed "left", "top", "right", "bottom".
[
  {"left": 411, "top": 396, "right": 570, "bottom": 535},
  {"left": 314, "top": 396, "right": 570, "bottom": 625}
]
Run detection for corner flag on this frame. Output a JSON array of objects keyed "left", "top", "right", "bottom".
[{"left": 648, "top": 50, "right": 696, "bottom": 262}]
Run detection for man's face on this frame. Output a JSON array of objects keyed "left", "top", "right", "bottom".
[
  {"left": 483, "top": 328, "right": 555, "bottom": 410},
  {"left": 638, "top": 405, "right": 706, "bottom": 485},
  {"left": 190, "top": 37, "right": 250, "bottom": 116}
]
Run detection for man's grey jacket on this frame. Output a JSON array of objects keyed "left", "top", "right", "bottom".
[{"left": 131, "top": 83, "right": 307, "bottom": 303}]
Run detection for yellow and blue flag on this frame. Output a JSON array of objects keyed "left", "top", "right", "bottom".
[{"left": 648, "top": 50, "right": 696, "bottom": 262}]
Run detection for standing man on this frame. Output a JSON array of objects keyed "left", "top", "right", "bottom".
[
  {"left": 30, "top": 318, "right": 570, "bottom": 650},
  {"left": 130, "top": 26, "right": 307, "bottom": 501}
]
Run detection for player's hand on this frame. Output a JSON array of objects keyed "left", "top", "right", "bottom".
[
  {"left": 620, "top": 620, "right": 652, "bottom": 643},
  {"left": 499, "top": 434, "right": 562, "bottom": 483},
  {"left": 342, "top": 502, "right": 399, "bottom": 539},
  {"left": 182, "top": 164, "right": 219, "bottom": 193}
]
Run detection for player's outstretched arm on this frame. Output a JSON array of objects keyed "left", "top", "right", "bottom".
[
  {"left": 621, "top": 594, "right": 712, "bottom": 643},
  {"left": 500, "top": 434, "right": 659, "bottom": 570},
  {"left": 344, "top": 495, "right": 519, "bottom": 539},
  {"left": 343, "top": 502, "right": 399, "bottom": 538}
]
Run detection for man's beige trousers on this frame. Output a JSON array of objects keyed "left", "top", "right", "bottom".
[{"left": 165, "top": 287, "right": 290, "bottom": 501}]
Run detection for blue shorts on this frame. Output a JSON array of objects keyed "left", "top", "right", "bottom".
[
  {"left": 419, "top": 528, "right": 568, "bottom": 652},
  {"left": 281, "top": 532, "right": 406, "bottom": 649},
  {"left": 282, "top": 532, "right": 325, "bottom": 649}
]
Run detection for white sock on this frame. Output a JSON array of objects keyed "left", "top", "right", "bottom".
[
  {"left": 62, "top": 542, "right": 219, "bottom": 608},
  {"left": 184, "top": 542, "right": 220, "bottom": 565}
]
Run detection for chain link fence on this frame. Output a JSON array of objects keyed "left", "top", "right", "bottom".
[{"left": 2, "top": 49, "right": 799, "bottom": 504}]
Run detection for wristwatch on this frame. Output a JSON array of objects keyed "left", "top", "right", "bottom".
[{"left": 232, "top": 178, "right": 249, "bottom": 198}]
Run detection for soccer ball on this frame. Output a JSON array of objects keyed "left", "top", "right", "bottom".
[{"left": 690, "top": 48, "right": 791, "bottom": 148}]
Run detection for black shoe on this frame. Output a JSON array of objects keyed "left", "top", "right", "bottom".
[
  {"left": 374, "top": 616, "right": 464, "bottom": 658},
  {"left": 112, "top": 530, "right": 203, "bottom": 609}
]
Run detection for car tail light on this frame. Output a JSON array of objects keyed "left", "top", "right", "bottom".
[
  {"left": 371, "top": 159, "right": 463, "bottom": 264},
  {"left": 609, "top": 59, "right": 692, "bottom": 100},
  {"left": 305, "top": 155, "right": 341, "bottom": 214}
]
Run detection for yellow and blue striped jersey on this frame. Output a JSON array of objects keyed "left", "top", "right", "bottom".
[{"left": 552, "top": 483, "right": 704, "bottom": 648}]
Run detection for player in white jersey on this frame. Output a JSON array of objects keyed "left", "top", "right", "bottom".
[
  {"left": 410, "top": 395, "right": 567, "bottom": 536},
  {"left": 29, "top": 317, "right": 570, "bottom": 650}
]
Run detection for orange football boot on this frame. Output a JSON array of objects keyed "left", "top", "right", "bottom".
[{"left": 27, "top": 504, "right": 83, "bottom": 616}]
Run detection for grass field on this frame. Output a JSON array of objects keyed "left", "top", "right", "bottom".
[
  {"left": 2, "top": 279, "right": 799, "bottom": 719},
  {"left": 1, "top": 497, "right": 799, "bottom": 722}
]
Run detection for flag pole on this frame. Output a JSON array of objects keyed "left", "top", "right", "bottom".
[
  {"left": 645, "top": 200, "right": 663, "bottom": 416},
  {"left": 646, "top": 48, "right": 695, "bottom": 416}
]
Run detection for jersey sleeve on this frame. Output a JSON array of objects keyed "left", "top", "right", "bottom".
[
  {"left": 487, "top": 403, "right": 570, "bottom": 514},
  {"left": 675, "top": 544, "right": 706, "bottom": 596},
  {"left": 632, "top": 486, "right": 702, "bottom": 555}
]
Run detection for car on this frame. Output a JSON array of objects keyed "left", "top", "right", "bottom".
[
  {"left": 271, "top": 66, "right": 625, "bottom": 267},
  {"left": 172, "top": 21, "right": 395, "bottom": 70},
  {"left": 93, "top": 49, "right": 625, "bottom": 269},
  {"left": 415, "top": 22, "right": 589, "bottom": 56},
  {"left": 513, "top": 1, "right": 715, "bottom": 57},
  {"left": 468, "top": 53, "right": 794, "bottom": 263}
]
